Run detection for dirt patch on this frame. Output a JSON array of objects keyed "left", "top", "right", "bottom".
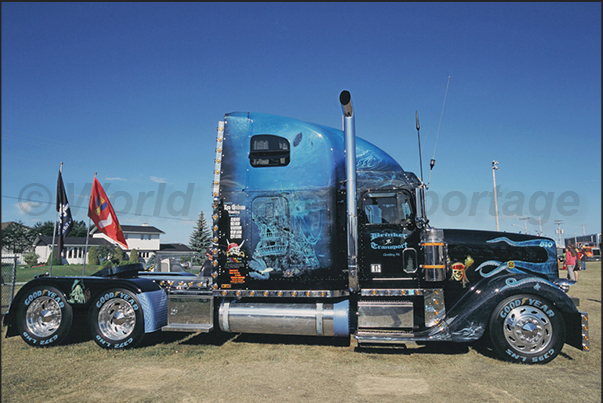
[{"left": 356, "top": 376, "right": 429, "bottom": 396}]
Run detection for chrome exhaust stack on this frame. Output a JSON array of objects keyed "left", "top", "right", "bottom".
[{"left": 340, "top": 90, "right": 359, "bottom": 293}]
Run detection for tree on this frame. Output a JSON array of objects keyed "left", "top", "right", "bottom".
[
  {"left": 46, "top": 248, "right": 62, "bottom": 266},
  {"left": 69, "top": 220, "right": 88, "bottom": 237},
  {"left": 111, "top": 245, "right": 125, "bottom": 265},
  {"left": 94, "top": 244, "right": 114, "bottom": 264},
  {"left": 1, "top": 221, "right": 35, "bottom": 254},
  {"left": 32, "top": 220, "right": 88, "bottom": 237},
  {"left": 31, "top": 221, "right": 56, "bottom": 237},
  {"left": 23, "top": 251, "right": 39, "bottom": 267},
  {"left": 88, "top": 246, "right": 100, "bottom": 265},
  {"left": 129, "top": 248, "right": 140, "bottom": 264},
  {"left": 189, "top": 212, "right": 211, "bottom": 265}
]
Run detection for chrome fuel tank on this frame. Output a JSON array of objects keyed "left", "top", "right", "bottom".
[{"left": 218, "top": 299, "right": 349, "bottom": 337}]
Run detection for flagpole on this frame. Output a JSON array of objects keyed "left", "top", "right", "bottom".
[
  {"left": 82, "top": 217, "right": 91, "bottom": 276},
  {"left": 49, "top": 162, "right": 62, "bottom": 276},
  {"left": 83, "top": 172, "right": 96, "bottom": 276}
]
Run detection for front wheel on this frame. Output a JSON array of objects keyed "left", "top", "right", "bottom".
[
  {"left": 489, "top": 294, "right": 565, "bottom": 364},
  {"left": 16, "top": 285, "right": 73, "bottom": 347},
  {"left": 89, "top": 288, "right": 145, "bottom": 349}
]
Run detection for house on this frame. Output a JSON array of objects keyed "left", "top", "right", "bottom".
[
  {"left": 29, "top": 222, "right": 194, "bottom": 266},
  {"left": 33, "top": 235, "right": 113, "bottom": 265},
  {"left": 91, "top": 223, "right": 195, "bottom": 265},
  {"left": 90, "top": 223, "right": 164, "bottom": 260}
]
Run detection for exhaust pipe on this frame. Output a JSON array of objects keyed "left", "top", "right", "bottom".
[{"left": 340, "top": 91, "right": 359, "bottom": 292}]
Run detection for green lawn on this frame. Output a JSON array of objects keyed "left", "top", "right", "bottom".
[
  {"left": 2, "top": 261, "right": 600, "bottom": 403},
  {"left": 12, "top": 264, "right": 102, "bottom": 283}
]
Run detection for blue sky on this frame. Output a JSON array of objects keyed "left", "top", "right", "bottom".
[{"left": 2, "top": 2, "right": 601, "bottom": 246}]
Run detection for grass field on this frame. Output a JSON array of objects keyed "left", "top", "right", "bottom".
[{"left": 2, "top": 262, "right": 601, "bottom": 403}]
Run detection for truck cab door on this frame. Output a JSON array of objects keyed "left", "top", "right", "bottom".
[{"left": 358, "top": 191, "right": 420, "bottom": 285}]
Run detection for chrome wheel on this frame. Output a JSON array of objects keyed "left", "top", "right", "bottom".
[
  {"left": 25, "top": 296, "right": 62, "bottom": 338},
  {"left": 97, "top": 298, "right": 136, "bottom": 340},
  {"left": 503, "top": 305, "right": 552, "bottom": 354}
]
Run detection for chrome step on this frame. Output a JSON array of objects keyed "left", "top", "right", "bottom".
[
  {"left": 355, "top": 330, "right": 415, "bottom": 344},
  {"left": 162, "top": 323, "right": 213, "bottom": 333}
]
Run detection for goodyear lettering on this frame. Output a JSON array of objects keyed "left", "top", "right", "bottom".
[
  {"left": 526, "top": 298, "right": 554, "bottom": 317},
  {"left": 96, "top": 292, "right": 115, "bottom": 308},
  {"left": 23, "top": 290, "right": 65, "bottom": 308},
  {"left": 96, "top": 291, "right": 138, "bottom": 310},
  {"left": 500, "top": 299, "right": 521, "bottom": 318},
  {"left": 24, "top": 290, "right": 42, "bottom": 306}
]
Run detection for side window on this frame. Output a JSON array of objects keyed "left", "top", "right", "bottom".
[
  {"left": 361, "top": 191, "right": 414, "bottom": 226},
  {"left": 398, "top": 192, "right": 413, "bottom": 222},
  {"left": 363, "top": 194, "right": 398, "bottom": 224},
  {"left": 249, "top": 135, "right": 290, "bottom": 167}
]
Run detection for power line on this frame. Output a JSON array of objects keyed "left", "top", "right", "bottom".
[{"left": 1, "top": 194, "right": 198, "bottom": 223}]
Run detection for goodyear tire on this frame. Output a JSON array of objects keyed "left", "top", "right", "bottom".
[
  {"left": 489, "top": 294, "right": 565, "bottom": 364},
  {"left": 89, "top": 288, "right": 144, "bottom": 349},
  {"left": 16, "top": 285, "right": 73, "bottom": 347}
]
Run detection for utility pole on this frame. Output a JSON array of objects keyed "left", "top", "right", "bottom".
[
  {"left": 519, "top": 217, "right": 529, "bottom": 234},
  {"left": 554, "top": 220, "right": 564, "bottom": 247},
  {"left": 492, "top": 160, "right": 499, "bottom": 231}
]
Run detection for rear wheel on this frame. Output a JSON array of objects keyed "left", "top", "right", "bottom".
[
  {"left": 89, "top": 288, "right": 145, "bottom": 349},
  {"left": 489, "top": 294, "right": 565, "bottom": 364},
  {"left": 16, "top": 285, "right": 73, "bottom": 347}
]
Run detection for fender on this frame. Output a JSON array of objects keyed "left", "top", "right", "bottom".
[
  {"left": 444, "top": 272, "right": 579, "bottom": 344},
  {"left": 4, "top": 276, "right": 163, "bottom": 338}
]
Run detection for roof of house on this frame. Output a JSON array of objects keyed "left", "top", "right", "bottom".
[
  {"left": 90, "top": 224, "right": 165, "bottom": 235},
  {"left": 159, "top": 243, "right": 193, "bottom": 252},
  {"left": 33, "top": 235, "right": 113, "bottom": 247}
]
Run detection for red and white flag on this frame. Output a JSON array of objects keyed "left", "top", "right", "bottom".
[{"left": 88, "top": 176, "right": 128, "bottom": 248}]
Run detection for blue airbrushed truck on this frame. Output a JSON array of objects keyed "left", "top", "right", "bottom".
[{"left": 4, "top": 91, "right": 589, "bottom": 364}]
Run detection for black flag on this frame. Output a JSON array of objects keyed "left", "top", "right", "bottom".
[{"left": 56, "top": 170, "right": 73, "bottom": 259}]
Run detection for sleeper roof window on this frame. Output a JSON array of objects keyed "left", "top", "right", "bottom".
[{"left": 249, "top": 135, "right": 290, "bottom": 167}]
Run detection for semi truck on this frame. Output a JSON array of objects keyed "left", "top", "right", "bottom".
[{"left": 4, "top": 91, "right": 589, "bottom": 364}]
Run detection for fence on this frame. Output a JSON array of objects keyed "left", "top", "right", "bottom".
[{"left": 2, "top": 256, "right": 18, "bottom": 316}]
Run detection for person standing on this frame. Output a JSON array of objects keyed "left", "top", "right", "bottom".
[
  {"left": 580, "top": 247, "right": 588, "bottom": 271},
  {"left": 565, "top": 246, "right": 577, "bottom": 282},
  {"left": 575, "top": 247, "right": 582, "bottom": 281}
]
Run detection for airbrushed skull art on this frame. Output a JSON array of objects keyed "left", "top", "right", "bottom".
[
  {"left": 451, "top": 255, "right": 474, "bottom": 288},
  {"left": 226, "top": 240, "right": 245, "bottom": 262}
]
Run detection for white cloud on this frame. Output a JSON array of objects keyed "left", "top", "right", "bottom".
[
  {"left": 150, "top": 176, "right": 167, "bottom": 184},
  {"left": 16, "top": 201, "right": 43, "bottom": 215},
  {"left": 106, "top": 177, "right": 127, "bottom": 181}
]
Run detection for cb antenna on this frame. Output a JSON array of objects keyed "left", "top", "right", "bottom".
[
  {"left": 427, "top": 75, "right": 450, "bottom": 189},
  {"left": 416, "top": 110, "right": 424, "bottom": 183}
]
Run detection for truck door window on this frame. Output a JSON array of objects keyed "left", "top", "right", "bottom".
[
  {"left": 249, "top": 135, "right": 290, "bottom": 167},
  {"left": 398, "top": 192, "right": 414, "bottom": 227},
  {"left": 363, "top": 194, "right": 398, "bottom": 224}
]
